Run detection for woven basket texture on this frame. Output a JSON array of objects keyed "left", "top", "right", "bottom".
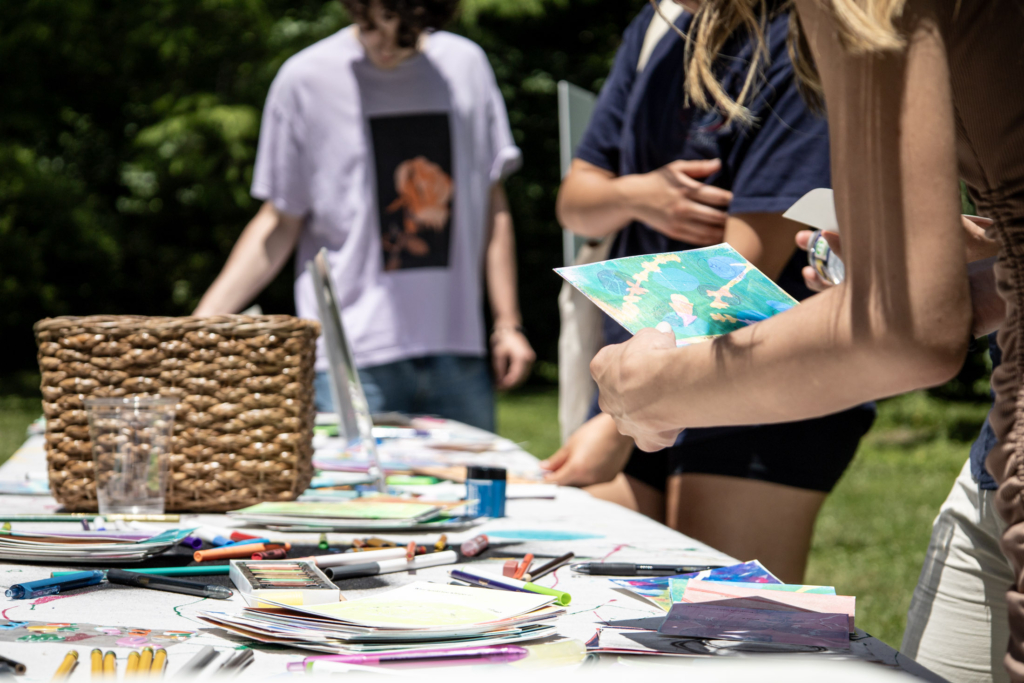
[{"left": 33, "top": 315, "right": 321, "bottom": 512}]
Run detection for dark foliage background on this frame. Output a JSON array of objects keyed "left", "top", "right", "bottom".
[
  {"left": 0, "top": 0, "right": 990, "bottom": 400},
  {"left": 0, "top": 0, "right": 649, "bottom": 394}
]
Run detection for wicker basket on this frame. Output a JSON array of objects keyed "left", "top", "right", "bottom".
[{"left": 33, "top": 315, "right": 321, "bottom": 512}]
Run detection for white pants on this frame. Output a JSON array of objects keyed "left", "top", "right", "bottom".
[{"left": 902, "top": 459, "right": 1014, "bottom": 683}]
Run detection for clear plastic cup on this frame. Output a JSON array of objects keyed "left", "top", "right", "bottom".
[{"left": 84, "top": 397, "right": 176, "bottom": 515}]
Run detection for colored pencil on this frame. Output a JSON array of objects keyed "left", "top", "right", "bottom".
[
  {"left": 103, "top": 651, "right": 116, "bottom": 679},
  {"left": 51, "top": 651, "right": 78, "bottom": 682},
  {"left": 125, "top": 652, "right": 140, "bottom": 676},
  {"left": 151, "top": 649, "right": 166, "bottom": 678}
]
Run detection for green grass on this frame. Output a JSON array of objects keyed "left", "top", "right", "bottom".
[
  {"left": 0, "top": 387, "right": 989, "bottom": 649},
  {"left": 0, "top": 397, "right": 40, "bottom": 467}
]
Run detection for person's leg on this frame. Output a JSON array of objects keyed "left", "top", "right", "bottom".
[
  {"left": 667, "top": 473, "right": 825, "bottom": 583},
  {"left": 901, "top": 459, "right": 1012, "bottom": 683},
  {"left": 585, "top": 473, "right": 667, "bottom": 522},
  {"left": 313, "top": 371, "right": 335, "bottom": 413},
  {"left": 355, "top": 360, "right": 417, "bottom": 415},
  {"left": 665, "top": 408, "right": 874, "bottom": 584},
  {"left": 417, "top": 355, "right": 495, "bottom": 432}
]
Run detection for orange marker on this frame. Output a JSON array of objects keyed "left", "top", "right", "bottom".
[
  {"left": 514, "top": 554, "right": 534, "bottom": 580},
  {"left": 193, "top": 543, "right": 290, "bottom": 562},
  {"left": 405, "top": 541, "right": 416, "bottom": 562}
]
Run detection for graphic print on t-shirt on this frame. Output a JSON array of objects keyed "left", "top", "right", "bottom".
[{"left": 370, "top": 113, "right": 454, "bottom": 271}]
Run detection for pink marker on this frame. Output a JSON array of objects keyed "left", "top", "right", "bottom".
[{"left": 286, "top": 645, "right": 529, "bottom": 671}]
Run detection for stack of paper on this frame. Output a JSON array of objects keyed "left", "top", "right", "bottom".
[
  {"left": 227, "top": 500, "right": 478, "bottom": 531},
  {"left": 0, "top": 528, "right": 195, "bottom": 563},
  {"left": 199, "top": 582, "right": 563, "bottom": 654}
]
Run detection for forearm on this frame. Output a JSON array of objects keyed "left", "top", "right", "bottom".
[
  {"left": 485, "top": 184, "right": 522, "bottom": 328},
  {"left": 556, "top": 161, "right": 645, "bottom": 239},
  {"left": 607, "top": 280, "right": 969, "bottom": 434},
  {"left": 193, "top": 201, "right": 302, "bottom": 315}
]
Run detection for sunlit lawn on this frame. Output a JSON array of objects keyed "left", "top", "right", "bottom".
[{"left": 0, "top": 388, "right": 987, "bottom": 648}]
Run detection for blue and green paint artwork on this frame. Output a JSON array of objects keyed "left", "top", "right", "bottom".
[{"left": 555, "top": 244, "right": 798, "bottom": 345}]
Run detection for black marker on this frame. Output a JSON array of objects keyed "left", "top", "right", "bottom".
[{"left": 570, "top": 562, "right": 725, "bottom": 576}]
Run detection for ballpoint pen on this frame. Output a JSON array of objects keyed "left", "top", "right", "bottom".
[
  {"left": 5, "top": 571, "right": 105, "bottom": 599},
  {"left": 569, "top": 562, "right": 726, "bottom": 576}
]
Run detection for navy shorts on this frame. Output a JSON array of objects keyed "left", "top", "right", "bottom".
[{"left": 622, "top": 407, "right": 875, "bottom": 493}]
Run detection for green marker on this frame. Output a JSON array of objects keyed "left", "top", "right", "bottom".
[
  {"left": 450, "top": 569, "right": 572, "bottom": 606},
  {"left": 318, "top": 533, "right": 329, "bottom": 550},
  {"left": 51, "top": 566, "right": 230, "bottom": 578}
]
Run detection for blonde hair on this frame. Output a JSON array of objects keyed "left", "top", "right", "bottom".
[{"left": 682, "top": 0, "right": 908, "bottom": 124}]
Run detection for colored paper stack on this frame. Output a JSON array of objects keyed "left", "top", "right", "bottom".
[
  {"left": 198, "top": 581, "right": 562, "bottom": 654},
  {"left": 0, "top": 528, "right": 196, "bottom": 563},
  {"left": 226, "top": 500, "right": 473, "bottom": 532}
]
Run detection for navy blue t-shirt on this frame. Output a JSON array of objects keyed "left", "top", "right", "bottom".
[
  {"left": 575, "top": 4, "right": 829, "bottom": 348},
  {"left": 969, "top": 333, "right": 1000, "bottom": 490},
  {"left": 577, "top": 4, "right": 872, "bottom": 440}
]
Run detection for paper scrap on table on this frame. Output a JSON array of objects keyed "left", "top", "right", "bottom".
[
  {"left": 555, "top": 244, "right": 798, "bottom": 346},
  {"left": 659, "top": 603, "right": 850, "bottom": 649},
  {"left": 670, "top": 578, "right": 836, "bottom": 603},
  {"left": 0, "top": 620, "right": 195, "bottom": 648},
  {"left": 680, "top": 580, "right": 855, "bottom": 632}
]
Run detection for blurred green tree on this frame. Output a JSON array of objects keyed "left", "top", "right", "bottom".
[{"left": 0, "top": 0, "right": 647, "bottom": 394}]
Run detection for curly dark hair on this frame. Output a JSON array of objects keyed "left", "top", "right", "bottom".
[{"left": 343, "top": 0, "right": 459, "bottom": 49}]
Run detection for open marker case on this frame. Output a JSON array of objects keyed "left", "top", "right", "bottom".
[{"left": 229, "top": 559, "right": 340, "bottom": 607}]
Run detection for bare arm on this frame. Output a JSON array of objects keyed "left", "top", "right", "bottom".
[
  {"left": 725, "top": 212, "right": 805, "bottom": 281},
  {"left": 486, "top": 183, "right": 535, "bottom": 389},
  {"left": 592, "top": 0, "right": 970, "bottom": 451},
  {"left": 193, "top": 201, "right": 304, "bottom": 315},
  {"left": 556, "top": 158, "right": 733, "bottom": 245}
]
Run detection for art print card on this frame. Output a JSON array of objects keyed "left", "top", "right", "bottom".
[
  {"left": 659, "top": 603, "right": 850, "bottom": 650},
  {"left": 670, "top": 578, "right": 836, "bottom": 603},
  {"left": 680, "top": 580, "right": 855, "bottom": 631},
  {"left": 612, "top": 560, "right": 781, "bottom": 612},
  {"left": 555, "top": 244, "right": 798, "bottom": 345}
]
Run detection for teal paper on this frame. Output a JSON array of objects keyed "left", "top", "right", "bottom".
[
  {"left": 555, "top": 244, "right": 798, "bottom": 345},
  {"left": 669, "top": 578, "right": 837, "bottom": 603}
]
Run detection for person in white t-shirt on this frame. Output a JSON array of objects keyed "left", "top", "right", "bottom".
[{"left": 194, "top": 0, "right": 535, "bottom": 431}]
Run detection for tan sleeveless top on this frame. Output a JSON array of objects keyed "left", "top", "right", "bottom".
[{"left": 943, "top": 1, "right": 1024, "bottom": 678}]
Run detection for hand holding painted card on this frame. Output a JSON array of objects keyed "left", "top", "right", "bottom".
[{"left": 555, "top": 244, "right": 798, "bottom": 346}]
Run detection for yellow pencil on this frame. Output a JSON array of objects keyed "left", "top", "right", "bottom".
[
  {"left": 150, "top": 649, "right": 167, "bottom": 678},
  {"left": 138, "top": 647, "right": 154, "bottom": 675},
  {"left": 103, "top": 651, "right": 116, "bottom": 679},
  {"left": 126, "top": 651, "right": 140, "bottom": 677},
  {"left": 90, "top": 649, "right": 103, "bottom": 678},
  {"left": 51, "top": 651, "right": 78, "bottom": 682}
]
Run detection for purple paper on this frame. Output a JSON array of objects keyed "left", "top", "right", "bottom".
[{"left": 659, "top": 603, "right": 850, "bottom": 649}]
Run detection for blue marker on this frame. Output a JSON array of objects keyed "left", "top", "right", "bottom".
[
  {"left": 5, "top": 570, "right": 105, "bottom": 599},
  {"left": 223, "top": 537, "right": 270, "bottom": 548}
]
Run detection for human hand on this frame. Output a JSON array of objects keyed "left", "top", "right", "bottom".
[
  {"left": 794, "top": 229, "right": 842, "bottom": 292},
  {"left": 628, "top": 159, "right": 733, "bottom": 246},
  {"left": 591, "top": 326, "right": 682, "bottom": 452},
  {"left": 541, "top": 413, "right": 635, "bottom": 487},
  {"left": 961, "top": 215, "right": 997, "bottom": 262},
  {"left": 491, "top": 327, "right": 536, "bottom": 390}
]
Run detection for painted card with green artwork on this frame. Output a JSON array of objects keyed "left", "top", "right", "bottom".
[{"left": 555, "top": 244, "right": 798, "bottom": 345}]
